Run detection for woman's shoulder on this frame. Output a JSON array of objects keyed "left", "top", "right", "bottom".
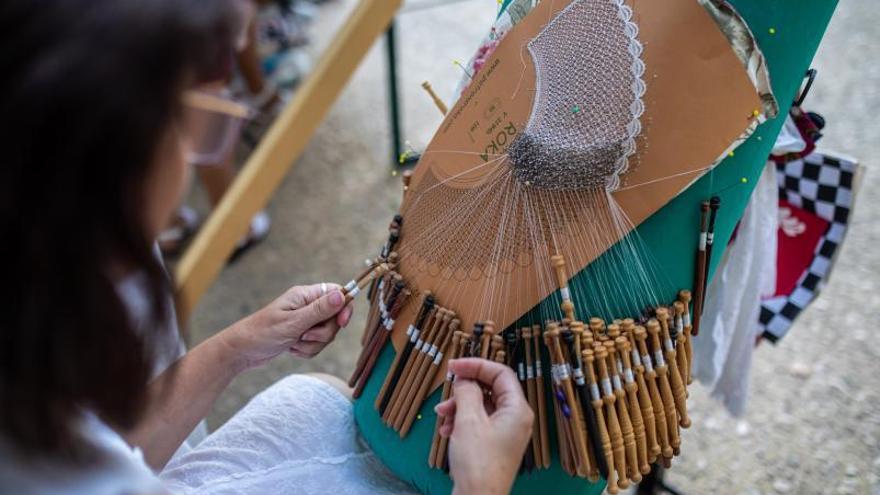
[{"left": 0, "top": 413, "right": 163, "bottom": 495}]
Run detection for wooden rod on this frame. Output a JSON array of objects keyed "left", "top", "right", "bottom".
[{"left": 421, "top": 81, "right": 448, "bottom": 115}]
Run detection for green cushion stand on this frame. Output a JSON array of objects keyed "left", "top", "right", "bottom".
[{"left": 355, "top": 1, "right": 837, "bottom": 493}]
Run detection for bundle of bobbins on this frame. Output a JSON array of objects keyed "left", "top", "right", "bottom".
[
  {"left": 343, "top": 256, "right": 698, "bottom": 491},
  {"left": 342, "top": 175, "right": 703, "bottom": 492}
]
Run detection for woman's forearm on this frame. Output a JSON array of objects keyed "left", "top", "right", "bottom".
[{"left": 123, "top": 329, "right": 246, "bottom": 470}]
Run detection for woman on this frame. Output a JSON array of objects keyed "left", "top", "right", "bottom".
[{"left": 0, "top": 1, "right": 532, "bottom": 493}]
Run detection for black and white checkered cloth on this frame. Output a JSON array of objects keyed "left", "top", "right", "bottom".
[{"left": 759, "top": 150, "right": 858, "bottom": 342}]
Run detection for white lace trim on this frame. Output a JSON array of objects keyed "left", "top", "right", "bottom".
[{"left": 607, "top": 0, "right": 646, "bottom": 192}]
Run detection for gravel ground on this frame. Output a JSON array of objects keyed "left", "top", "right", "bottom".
[{"left": 183, "top": 1, "right": 879, "bottom": 493}]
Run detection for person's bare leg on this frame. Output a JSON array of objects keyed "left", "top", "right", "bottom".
[
  {"left": 196, "top": 150, "right": 237, "bottom": 207},
  {"left": 307, "top": 372, "right": 354, "bottom": 401},
  {"left": 237, "top": 13, "right": 266, "bottom": 95}
]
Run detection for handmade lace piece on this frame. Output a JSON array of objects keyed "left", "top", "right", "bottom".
[{"left": 508, "top": 0, "right": 646, "bottom": 191}]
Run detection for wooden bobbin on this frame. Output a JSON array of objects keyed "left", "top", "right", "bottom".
[
  {"left": 389, "top": 309, "right": 450, "bottom": 427},
  {"left": 352, "top": 284, "right": 410, "bottom": 398},
  {"left": 400, "top": 318, "right": 459, "bottom": 437},
  {"left": 594, "top": 344, "right": 628, "bottom": 490},
  {"left": 620, "top": 318, "right": 660, "bottom": 464},
  {"left": 656, "top": 308, "right": 690, "bottom": 429},
  {"left": 566, "top": 324, "right": 600, "bottom": 481},
  {"left": 521, "top": 326, "right": 543, "bottom": 469},
  {"left": 489, "top": 334, "right": 504, "bottom": 362},
  {"left": 532, "top": 325, "right": 551, "bottom": 468},
  {"left": 635, "top": 325, "right": 672, "bottom": 459},
  {"left": 604, "top": 340, "right": 640, "bottom": 484},
  {"left": 549, "top": 326, "right": 592, "bottom": 477},
  {"left": 616, "top": 337, "right": 650, "bottom": 476},
  {"left": 646, "top": 319, "right": 681, "bottom": 451},
  {"left": 343, "top": 263, "right": 389, "bottom": 304},
  {"left": 678, "top": 290, "right": 694, "bottom": 385},
  {"left": 433, "top": 329, "right": 470, "bottom": 469},
  {"left": 385, "top": 305, "right": 443, "bottom": 420},
  {"left": 624, "top": 321, "right": 660, "bottom": 462},
  {"left": 692, "top": 201, "right": 710, "bottom": 337},
  {"left": 550, "top": 254, "right": 576, "bottom": 321},
  {"left": 481, "top": 320, "right": 496, "bottom": 359},
  {"left": 672, "top": 301, "right": 691, "bottom": 393},
  {"left": 376, "top": 292, "right": 433, "bottom": 412},
  {"left": 544, "top": 328, "right": 572, "bottom": 475},
  {"left": 583, "top": 348, "right": 617, "bottom": 495},
  {"left": 428, "top": 330, "right": 461, "bottom": 468}
]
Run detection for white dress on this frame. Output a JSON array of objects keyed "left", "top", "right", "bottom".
[{"left": 0, "top": 248, "right": 414, "bottom": 495}]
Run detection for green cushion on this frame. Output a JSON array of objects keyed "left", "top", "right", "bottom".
[{"left": 355, "top": 1, "right": 837, "bottom": 493}]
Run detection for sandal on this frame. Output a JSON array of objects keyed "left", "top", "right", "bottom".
[
  {"left": 158, "top": 206, "right": 201, "bottom": 257},
  {"left": 229, "top": 210, "right": 272, "bottom": 263}
]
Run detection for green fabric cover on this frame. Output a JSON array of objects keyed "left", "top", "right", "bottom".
[{"left": 355, "top": 1, "right": 837, "bottom": 493}]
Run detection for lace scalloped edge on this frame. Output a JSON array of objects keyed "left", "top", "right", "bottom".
[{"left": 607, "top": 0, "right": 646, "bottom": 192}]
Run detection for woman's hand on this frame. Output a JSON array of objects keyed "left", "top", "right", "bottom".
[
  {"left": 434, "top": 358, "right": 534, "bottom": 495},
  {"left": 221, "top": 284, "right": 354, "bottom": 371}
]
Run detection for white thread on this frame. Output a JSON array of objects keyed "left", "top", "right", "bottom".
[
  {"left": 343, "top": 280, "right": 356, "bottom": 292},
  {"left": 559, "top": 366, "right": 570, "bottom": 381},
  {"left": 612, "top": 375, "right": 622, "bottom": 391},
  {"left": 601, "top": 378, "right": 613, "bottom": 397},
  {"left": 642, "top": 354, "right": 654, "bottom": 373},
  {"left": 624, "top": 368, "right": 635, "bottom": 384},
  {"left": 414, "top": 339, "right": 425, "bottom": 351},
  {"left": 631, "top": 349, "right": 642, "bottom": 367},
  {"left": 434, "top": 351, "right": 444, "bottom": 365},
  {"left": 347, "top": 286, "right": 360, "bottom": 298},
  {"left": 518, "top": 363, "right": 526, "bottom": 381},
  {"left": 684, "top": 313, "right": 692, "bottom": 327},
  {"left": 526, "top": 365, "right": 535, "bottom": 380},
  {"left": 590, "top": 383, "right": 601, "bottom": 401},
  {"left": 665, "top": 338, "right": 674, "bottom": 352},
  {"left": 654, "top": 350, "right": 666, "bottom": 367},
  {"left": 427, "top": 345, "right": 439, "bottom": 358},
  {"left": 406, "top": 325, "right": 415, "bottom": 337},
  {"left": 560, "top": 287, "right": 571, "bottom": 301},
  {"left": 573, "top": 368, "right": 585, "bottom": 386},
  {"left": 535, "top": 360, "right": 543, "bottom": 375},
  {"left": 699, "top": 232, "right": 707, "bottom": 251},
  {"left": 707, "top": 232, "right": 715, "bottom": 244}
]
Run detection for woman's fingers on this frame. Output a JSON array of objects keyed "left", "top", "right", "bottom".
[
  {"left": 336, "top": 303, "right": 354, "bottom": 327},
  {"left": 289, "top": 339, "right": 328, "bottom": 358},
  {"left": 299, "top": 321, "right": 339, "bottom": 343},
  {"left": 293, "top": 289, "right": 346, "bottom": 330},
  {"left": 448, "top": 358, "right": 526, "bottom": 413},
  {"left": 434, "top": 398, "right": 455, "bottom": 417}
]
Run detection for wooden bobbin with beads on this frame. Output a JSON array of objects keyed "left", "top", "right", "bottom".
[
  {"left": 672, "top": 301, "right": 691, "bottom": 392},
  {"left": 678, "top": 290, "right": 694, "bottom": 385},
  {"left": 656, "top": 308, "right": 690, "bottom": 428},
  {"left": 594, "top": 344, "right": 628, "bottom": 490},
  {"left": 521, "top": 326, "right": 543, "bottom": 469},
  {"left": 646, "top": 319, "right": 680, "bottom": 451},
  {"left": 635, "top": 325, "right": 672, "bottom": 460},
  {"left": 551, "top": 254, "right": 576, "bottom": 321},
  {"left": 604, "top": 339, "right": 640, "bottom": 484},
  {"left": 616, "top": 337, "right": 650, "bottom": 475},
  {"left": 549, "top": 325, "right": 592, "bottom": 477},
  {"left": 532, "top": 325, "right": 551, "bottom": 468},
  {"left": 583, "top": 348, "right": 617, "bottom": 495}
]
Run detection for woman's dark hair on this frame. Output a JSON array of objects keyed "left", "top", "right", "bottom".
[{"left": 0, "top": 0, "right": 238, "bottom": 461}]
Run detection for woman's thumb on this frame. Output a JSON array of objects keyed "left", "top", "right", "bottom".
[{"left": 297, "top": 290, "right": 345, "bottom": 328}]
